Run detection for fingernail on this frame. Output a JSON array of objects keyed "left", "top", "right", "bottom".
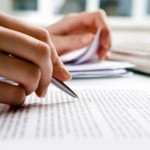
[
  {"left": 99, "top": 51, "right": 109, "bottom": 60},
  {"left": 62, "top": 66, "right": 72, "bottom": 80},
  {"left": 81, "top": 34, "right": 94, "bottom": 44},
  {"left": 40, "top": 88, "right": 48, "bottom": 98}
]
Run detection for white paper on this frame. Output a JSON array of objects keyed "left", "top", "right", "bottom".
[
  {"left": 61, "top": 28, "right": 134, "bottom": 78},
  {"left": 63, "top": 28, "right": 101, "bottom": 65},
  {"left": 66, "top": 61, "right": 134, "bottom": 72},
  {"left": 1, "top": 87, "right": 150, "bottom": 141},
  {"left": 70, "top": 69, "right": 130, "bottom": 79},
  {"left": 70, "top": 69, "right": 126, "bottom": 75},
  {"left": 65, "top": 60, "right": 134, "bottom": 78}
]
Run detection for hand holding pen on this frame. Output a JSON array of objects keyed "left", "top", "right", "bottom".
[
  {"left": 0, "top": 10, "right": 111, "bottom": 105},
  {"left": 0, "top": 12, "right": 74, "bottom": 105}
]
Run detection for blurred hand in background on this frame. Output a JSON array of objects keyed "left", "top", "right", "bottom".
[{"left": 46, "top": 10, "right": 111, "bottom": 59}]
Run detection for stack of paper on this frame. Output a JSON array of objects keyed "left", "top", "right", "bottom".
[
  {"left": 66, "top": 61, "right": 134, "bottom": 78},
  {"left": 110, "top": 32, "right": 150, "bottom": 74},
  {"left": 61, "top": 29, "right": 134, "bottom": 79}
]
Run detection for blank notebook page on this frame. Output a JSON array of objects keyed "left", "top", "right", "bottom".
[{"left": 0, "top": 87, "right": 150, "bottom": 140}]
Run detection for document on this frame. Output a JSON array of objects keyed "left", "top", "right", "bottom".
[
  {"left": 61, "top": 28, "right": 134, "bottom": 78},
  {"left": 66, "top": 61, "right": 134, "bottom": 78},
  {"left": 0, "top": 87, "right": 150, "bottom": 150},
  {"left": 65, "top": 60, "right": 134, "bottom": 78},
  {"left": 63, "top": 28, "right": 101, "bottom": 64}
]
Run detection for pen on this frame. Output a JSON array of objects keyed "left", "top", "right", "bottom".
[
  {"left": 51, "top": 76, "right": 78, "bottom": 99},
  {"left": 0, "top": 76, "right": 78, "bottom": 99}
]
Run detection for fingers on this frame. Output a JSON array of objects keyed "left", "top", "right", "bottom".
[
  {"left": 80, "top": 10, "right": 111, "bottom": 59},
  {"left": 92, "top": 10, "right": 111, "bottom": 59},
  {"left": 33, "top": 27, "right": 72, "bottom": 82},
  {"left": 0, "top": 12, "right": 71, "bottom": 100},
  {"left": 48, "top": 10, "right": 111, "bottom": 59},
  {"left": 0, "top": 53, "right": 41, "bottom": 95},
  {"left": 50, "top": 33, "right": 95, "bottom": 55},
  {"left": 0, "top": 26, "right": 52, "bottom": 97},
  {"left": 52, "top": 57, "right": 72, "bottom": 81},
  {"left": 42, "top": 39, "right": 72, "bottom": 82},
  {"left": 69, "top": 10, "right": 111, "bottom": 59},
  {"left": 0, "top": 82, "right": 25, "bottom": 106},
  {"left": 0, "top": 12, "right": 71, "bottom": 81},
  {"left": 83, "top": 10, "right": 111, "bottom": 59},
  {"left": 0, "top": 11, "right": 44, "bottom": 40}
]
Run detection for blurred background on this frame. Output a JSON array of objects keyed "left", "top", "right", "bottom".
[
  {"left": 0, "top": 1, "right": 150, "bottom": 80},
  {"left": 0, "top": 0, "right": 150, "bottom": 29}
]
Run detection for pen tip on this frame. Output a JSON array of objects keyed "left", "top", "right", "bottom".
[{"left": 74, "top": 95, "right": 79, "bottom": 99}]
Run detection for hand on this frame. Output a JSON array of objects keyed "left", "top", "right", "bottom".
[
  {"left": 46, "top": 10, "right": 111, "bottom": 59},
  {"left": 0, "top": 12, "right": 71, "bottom": 106}
]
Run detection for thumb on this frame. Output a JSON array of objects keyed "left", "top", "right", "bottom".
[
  {"left": 49, "top": 40, "right": 72, "bottom": 81},
  {"left": 51, "top": 33, "right": 95, "bottom": 55}
]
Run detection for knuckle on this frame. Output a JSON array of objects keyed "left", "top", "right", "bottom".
[
  {"left": 14, "top": 87, "right": 26, "bottom": 106},
  {"left": 64, "top": 13, "right": 77, "bottom": 19},
  {"left": 94, "top": 9, "right": 106, "bottom": 18},
  {"left": 24, "top": 66, "right": 41, "bottom": 95},
  {"left": 37, "top": 42, "right": 51, "bottom": 60},
  {"left": 35, "top": 27, "right": 50, "bottom": 43}
]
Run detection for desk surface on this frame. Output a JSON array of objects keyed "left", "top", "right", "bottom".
[{"left": 67, "top": 73, "right": 150, "bottom": 89}]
